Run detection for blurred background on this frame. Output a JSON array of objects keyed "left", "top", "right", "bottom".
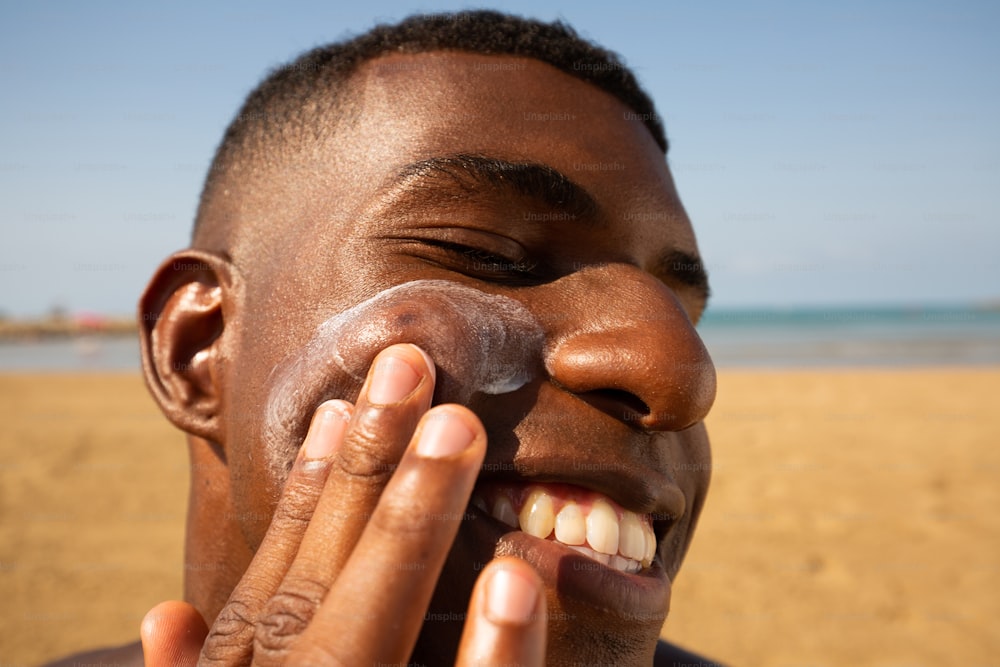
[
  {"left": 1, "top": 1, "right": 998, "bottom": 665},
  {"left": 2, "top": 0, "right": 998, "bottom": 368}
]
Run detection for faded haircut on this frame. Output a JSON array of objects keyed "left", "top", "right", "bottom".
[{"left": 193, "top": 9, "right": 668, "bottom": 242}]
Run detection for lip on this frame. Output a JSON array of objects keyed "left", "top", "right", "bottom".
[{"left": 462, "top": 489, "right": 673, "bottom": 623}]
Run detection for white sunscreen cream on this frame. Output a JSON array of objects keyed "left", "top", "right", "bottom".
[{"left": 264, "top": 279, "right": 544, "bottom": 474}]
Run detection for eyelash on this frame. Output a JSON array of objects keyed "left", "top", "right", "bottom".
[{"left": 424, "top": 240, "right": 539, "bottom": 280}]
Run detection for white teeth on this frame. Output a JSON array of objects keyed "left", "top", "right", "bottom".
[
  {"left": 611, "top": 554, "right": 641, "bottom": 574},
  {"left": 586, "top": 498, "right": 620, "bottom": 555},
  {"left": 519, "top": 489, "right": 555, "bottom": 539},
  {"left": 569, "top": 546, "right": 640, "bottom": 573},
  {"left": 481, "top": 487, "right": 660, "bottom": 570},
  {"left": 568, "top": 545, "right": 610, "bottom": 565},
  {"left": 619, "top": 511, "right": 646, "bottom": 561},
  {"left": 554, "top": 502, "right": 586, "bottom": 545},
  {"left": 491, "top": 495, "right": 519, "bottom": 528}
]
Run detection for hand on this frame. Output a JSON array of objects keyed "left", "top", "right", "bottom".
[{"left": 140, "top": 343, "right": 546, "bottom": 665}]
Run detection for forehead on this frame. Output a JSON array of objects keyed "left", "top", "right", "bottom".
[
  {"left": 347, "top": 51, "right": 664, "bottom": 168},
  {"left": 318, "top": 51, "right": 687, "bottom": 236}
]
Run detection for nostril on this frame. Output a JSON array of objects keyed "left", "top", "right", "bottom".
[{"left": 578, "top": 389, "right": 650, "bottom": 425}]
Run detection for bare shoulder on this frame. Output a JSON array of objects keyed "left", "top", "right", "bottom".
[
  {"left": 42, "top": 640, "right": 143, "bottom": 667},
  {"left": 654, "top": 639, "right": 727, "bottom": 666}
]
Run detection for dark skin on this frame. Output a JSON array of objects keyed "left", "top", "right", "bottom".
[{"left": 51, "top": 51, "right": 718, "bottom": 666}]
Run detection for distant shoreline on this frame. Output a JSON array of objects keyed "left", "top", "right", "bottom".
[{"left": 0, "top": 317, "right": 137, "bottom": 341}]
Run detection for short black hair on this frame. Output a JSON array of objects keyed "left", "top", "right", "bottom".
[{"left": 194, "top": 10, "right": 667, "bottom": 242}]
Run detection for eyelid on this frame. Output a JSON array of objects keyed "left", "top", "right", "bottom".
[
  {"left": 424, "top": 239, "right": 538, "bottom": 275},
  {"left": 403, "top": 227, "right": 533, "bottom": 263}
]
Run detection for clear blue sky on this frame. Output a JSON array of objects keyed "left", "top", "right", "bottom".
[{"left": 1, "top": 0, "right": 998, "bottom": 316}]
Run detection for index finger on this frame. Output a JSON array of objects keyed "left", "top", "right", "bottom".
[{"left": 455, "top": 557, "right": 547, "bottom": 667}]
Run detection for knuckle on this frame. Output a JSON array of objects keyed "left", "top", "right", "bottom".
[
  {"left": 253, "top": 584, "right": 324, "bottom": 658},
  {"left": 200, "top": 599, "right": 256, "bottom": 663},
  {"left": 334, "top": 417, "right": 404, "bottom": 483}
]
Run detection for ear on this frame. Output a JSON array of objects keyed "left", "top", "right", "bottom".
[{"left": 138, "top": 249, "right": 240, "bottom": 443}]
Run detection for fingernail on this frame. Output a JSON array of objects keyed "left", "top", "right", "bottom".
[
  {"left": 415, "top": 410, "right": 475, "bottom": 458},
  {"left": 485, "top": 566, "right": 538, "bottom": 625},
  {"left": 304, "top": 402, "right": 351, "bottom": 460},
  {"left": 410, "top": 344, "right": 436, "bottom": 385},
  {"left": 367, "top": 346, "right": 423, "bottom": 405}
]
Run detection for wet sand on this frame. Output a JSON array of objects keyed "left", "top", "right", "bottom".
[{"left": 1, "top": 369, "right": 998, "bottom": 666}]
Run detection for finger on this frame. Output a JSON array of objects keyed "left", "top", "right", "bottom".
[
  {"left": 198, "top": 399, "right": 352, "bottom": 666},
  {"left": 289, "top": 404, "right": 485, "bottom": 666},
  {"left": 140, "top": 600, "right": 209, "bottom": 667},
  {"left": 455, "top": 558, "right": 547, "bottom": 667},
  {"left": 252, "top": 344, "right": 436, "bottom": 663}
]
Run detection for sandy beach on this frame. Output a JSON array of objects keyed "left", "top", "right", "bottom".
[{"left": 2, "top": 369, "right": 998, "bottom": 666}]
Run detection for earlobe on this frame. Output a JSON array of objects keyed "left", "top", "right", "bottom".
[{"left": 138, "top": 250, "right": 239, "bottom": 443}]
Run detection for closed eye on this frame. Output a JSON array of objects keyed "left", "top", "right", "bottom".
[{"left": 421, "top": 239, "right": 540, "bottom": 278}]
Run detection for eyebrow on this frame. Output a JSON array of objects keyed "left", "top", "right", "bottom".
[
  {"left": 387, "top": 153, "right": 599, "bottom": 220},
  {"left": 382, "top": 153, "right": 711, "bottom": 305}
]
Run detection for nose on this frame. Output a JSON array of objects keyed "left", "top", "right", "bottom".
[{"left": 540, "top": 265, "right": 716, "bottom": 431}]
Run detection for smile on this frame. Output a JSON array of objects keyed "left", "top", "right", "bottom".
[{"left": 470, "top": 482, "right": 659, "bottom": 574}]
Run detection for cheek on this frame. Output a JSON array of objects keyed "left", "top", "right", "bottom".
[{"left": 259, "top": 280, "right": 545, "bottom": 482}]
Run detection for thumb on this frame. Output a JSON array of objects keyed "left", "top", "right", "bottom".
[{"left": 140, "top": 600, "right": 209, "bottom": 667}]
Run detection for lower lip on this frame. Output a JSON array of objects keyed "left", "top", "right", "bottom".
[{"left": 464, "top": 505, "right": 671, "bottom": 623}]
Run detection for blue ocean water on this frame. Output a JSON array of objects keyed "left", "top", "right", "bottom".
[
  {"left": 697, "top": 305, "right": 1000, "bottom": 367},
  {"left": 0, "top": 306, "right": 998, "bottom": 371},
  {"left": 0, "top": 336, "right": 141, "bottom": 372}
]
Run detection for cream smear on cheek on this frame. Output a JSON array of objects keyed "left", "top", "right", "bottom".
[{"left": 263, "top": 279, "right": 545, "bottom": 477}]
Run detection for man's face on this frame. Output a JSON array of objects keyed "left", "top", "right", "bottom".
[{"left": 219, "top": 51, "right": 715, "bottom": 663}]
